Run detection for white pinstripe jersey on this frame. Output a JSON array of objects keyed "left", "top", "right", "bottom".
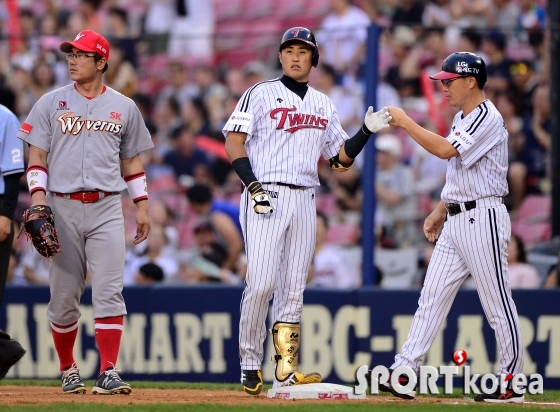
[
  {"left": 222, "top": 78, "right": 349, "bottom": 187},
  {"left": 441, "top": 100, "right": 508, "bottom": 203}
]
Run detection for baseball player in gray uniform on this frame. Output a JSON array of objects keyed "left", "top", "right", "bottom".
[
  {"left": 223, "top": 27, "right": 391, "bottom": 395},
  {"left": 0, "top": 104, "right": 26, "bottom": 379},
  {"left": 378, "top": 52, "right": 524, "bottom": 403},
  {"left": 18, "top": 30, "right": 153, "bottom": 395}
]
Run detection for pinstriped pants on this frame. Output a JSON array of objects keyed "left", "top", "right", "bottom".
[
  {"left": 392, "top": 201, "right": 524, "bottom": 376},
  {"left": 238, "top": 185, "right": 316, "bottom": 370}
]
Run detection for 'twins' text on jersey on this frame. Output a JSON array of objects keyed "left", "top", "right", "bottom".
[{"left": 223, "top": 78, "right": 349, "bottom": 187}]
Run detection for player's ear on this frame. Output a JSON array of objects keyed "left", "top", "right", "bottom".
[{"left": 278, "top": 51, "right": 282, "bottom": 63}]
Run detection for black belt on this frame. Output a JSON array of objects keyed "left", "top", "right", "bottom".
[
  {"left": 446, "top": 200, "right": 476, "bottom": 216},
  {"left": 262, "top": 182, "right": 308, "bottom": 190}
]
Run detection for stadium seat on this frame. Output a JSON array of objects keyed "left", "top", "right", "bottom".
[
  {"left": 511, "top": 194, "right": 552, "bottom": 249},
  {"left": 375, "top": 247, "right": 418, "bottom": 289},
  {"left": 304, "top": 0, "right": 332, "bottom": 19},
  {"left": 326, "top": 222, "right": 359, "bottom": 246},
  {"left": 244, "top": 0, "right": 274, "bottom": 19},
  {"left": 273, "top": 0, "right": 307, "bottom": 19},
  {"left": 214, "top": 0, "right": 246, "bottom": 21}
]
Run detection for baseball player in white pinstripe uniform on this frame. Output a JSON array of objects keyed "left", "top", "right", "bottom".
[
  {"left": 379, "top": 52, "right": 525, "bottom": 403},
  {"left": 223, "top": 27, "right": 391, "bottom": 395}
]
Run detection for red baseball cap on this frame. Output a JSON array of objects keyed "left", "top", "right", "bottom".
[{"left": 59, "top": 30, "right": 110, "bottom": 60}]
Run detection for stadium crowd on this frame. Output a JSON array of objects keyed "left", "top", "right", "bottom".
[{"left": 0, "top": 0, "right": 555, "bottom": 289}]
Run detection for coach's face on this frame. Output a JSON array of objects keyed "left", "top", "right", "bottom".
[
  {"left": 67, "top": 46, "right": 105, "bottom": 83},
  {"left": 442, "top": 76, "right": 477, "bottom": 108},
  {"left": 279, "top": 43, "right": 313, "bottom": 82}
]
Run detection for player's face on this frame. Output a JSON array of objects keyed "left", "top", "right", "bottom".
[
  {"left": 67, "top": 47, "right": 105, "bottom": 83},
  {"left": 279, "top": 43, "right": 313, "bottom": 82}
]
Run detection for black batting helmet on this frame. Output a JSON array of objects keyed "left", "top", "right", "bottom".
[
  {"left": 279, "top": 27, "right": 319, "bottom": 67},
  {"left": 430, "top": 52, "right": 487, "bottom": 87}
]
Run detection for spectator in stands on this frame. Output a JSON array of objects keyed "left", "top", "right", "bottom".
[
  {"left": 143, "top": 0, "right": 174, "bottom": 53},
  {"left": 392, "top": 0, "right": 424, "bottom": 27},
  {"left": 192, "top": 64, "right": 228, "bottom": 131},
  {"left": 167, "top": 0, "right": 215, "bottom": 60},
  {"left": 163, "top": 124, "right": 213, "bottom": 187},
  {"left": 17, "top": 60, "right": 57, "bottom": 117},
  {"left": 17, "top": 246, "right": 50, "bottom": 285},
  {"left": 508, "top": 84, "right": 550, "bottom": 212},
  {"left": 517, "top": 0, "right": 546, "bottom": 32},
  {"left": 134, "top": 262, "right": 165, "bottom": 285},
  {"left": 79, "top": 0, "right": 103, "bottom": 33},
  {"left": 317, "top": 0, "right": 371, "bottom": 86},
  {"left": 154, "top": 96, "right": 182, "bottom": 145},
  {"left": 410, "top": 122, "right": 447, "bottom": 207},
  {"left": 509, "top": 59, "right": 539, "bottom": 118},
  {"left": 0, "top": 75, "right": 17, "bottom": 115},
  {"left": 543, "top": 264, "right": 559, "bottom": 288},
  {"left": 181, "top": 97, "right": 212, "bottom": 137},
  {"left": 487, "top": 0, "right": 520, "bottom": 39},
  {"left": 104, "top": 42, "right": 138, "bottom": 97},
  {"left": 495, "top": 91, "right": 523, "bottom": 165},
  {"left": 186, "top": 184, "right": 243, "bottom": 271},
  {"left": 312, "top": 64, "right": 362, "bottom": 135},
  {"left": 385, "top": 25, "right": 417, "bottom": 95},
  {"left": 176, "top": 222, "right": 241, "bottom": 284},
  {"left": 482, "top": 30, "right": 513, "bottom": 93},
  {"left": 508, "top": 234, "right": 540, "bottom": 289},
  {"left": 449, "top": 0, "right": 492, "bottom": 29},
  {"left": 124, "top": 224, "right": 179, "bottom": 286},
  {"left": 374, "top": 134, "right": 417, "bottom": 248},
  {"left": 457, "top": 29, "right": 485, "bottom": 57},
  {"left": 308, "top": 212, "right": 359, "bottom": 289},
  {"left": 423, "top": 0, "right": 454, "bottom": 29},
  {"left": 241, "top": 61, "right": 269, "bottom": 90},
  {"left": 157, "top": 60, "right": 198, "bottom": 107},
  {"left": 106, "top": 7, "right": 137, "bottom": 65}
]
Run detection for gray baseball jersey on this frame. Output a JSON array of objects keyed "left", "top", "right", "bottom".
[
  {"left": 18, "top": 84, "right": 153, "bottom": 192},
  {"left": 17, "top": 84, "right": 153, "bottom": 325},
  {"left": 391, "top": 99, "right": 524, "bottom": 379},
  {"left": 223, "top": 77, "right": 349, "bottom": 387},
  {"left": 0, "top": 105, "right": 24, "bottom": 194}
]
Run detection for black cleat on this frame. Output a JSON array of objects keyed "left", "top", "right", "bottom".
[{"left": 241, "top": 369, "right": 263, "bottom": 395}]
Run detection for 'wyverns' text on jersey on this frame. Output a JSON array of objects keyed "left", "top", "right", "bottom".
[{"left": 57, "top": 112, "right": 122, "bottom": 135}]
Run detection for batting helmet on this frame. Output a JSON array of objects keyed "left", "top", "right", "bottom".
[
  {"left": 279, "top": 27, "right": 319, "bottom": 67},
  {"left": 429, "top": 52, "right": 487, "bottom": 87}
]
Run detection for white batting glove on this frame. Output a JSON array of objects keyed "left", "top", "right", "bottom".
[
  {"left": 247, "top": 182, "right": 276, "bottom": 214},
  {"left": 364, "top": 106, "right": 392, "bottom": 134}
]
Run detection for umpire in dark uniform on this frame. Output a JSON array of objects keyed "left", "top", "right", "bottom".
[{"left": 0, "top": 104, "right": 26, "bottom": 379}]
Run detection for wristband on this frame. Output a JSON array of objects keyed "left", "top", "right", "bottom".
[
  {"left": 344, "top": 124, "right": 374, "bottom": 159},
  {"left": 124, "top": 171, "right": 148, "bottom": 203},
  {"left": 27, "top": 166, "right": 48, "bottom": 195},
  {"left": 232, "top": 157, "right": 258, "bottom": 187}
]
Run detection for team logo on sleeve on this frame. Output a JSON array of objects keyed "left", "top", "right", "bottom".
[
  {"left": 56, "top": 112, "right": 122, "bottom": 135},
  {"left": 20, "top": 123, "right": 33, "bottom": 134},
  {"left": 57, "top": 101, "right": 68, "bottom": 110},
  {"left": 270, "top": 106, "right": 328, "bottom": 133}
]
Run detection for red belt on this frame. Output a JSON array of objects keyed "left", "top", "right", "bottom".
[{"left": 52, "top": 191, "right": 115, "bottom": 204}]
